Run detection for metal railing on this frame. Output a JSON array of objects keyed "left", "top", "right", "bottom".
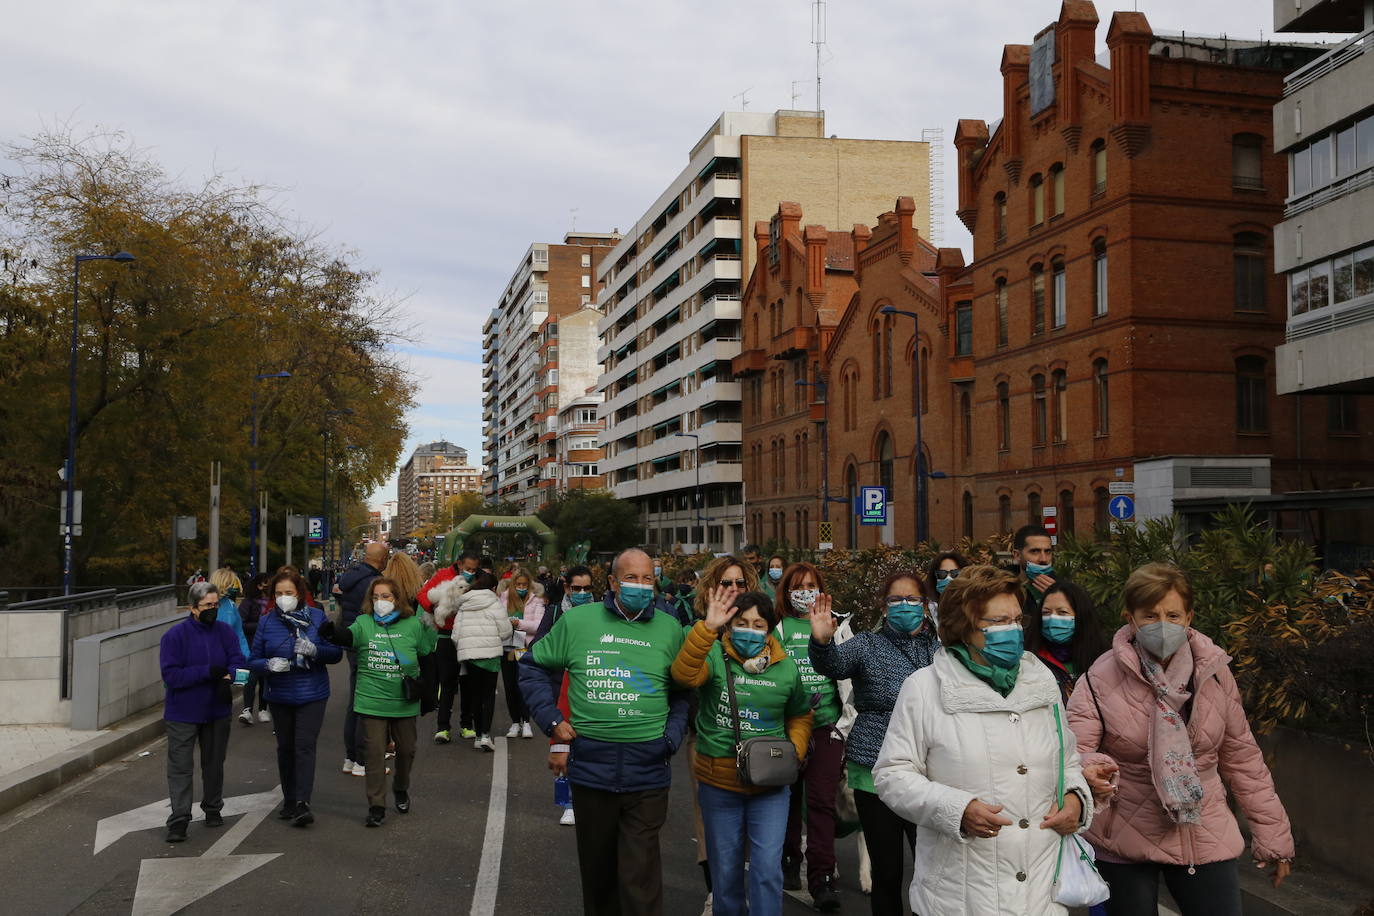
[{"left": 1284, "top": 27, "right": 1372, "bottom": 97}]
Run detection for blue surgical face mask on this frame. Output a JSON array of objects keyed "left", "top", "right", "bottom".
[
  {"left": 935, "top": 577, "right": 951, "bottom": 595},
  {"left": 1042, "top": 616, "right": 1076, "bottom": 644},
  {"left": 462, "top": 570, "right": 476, "bottom": 582},
  {"left": 980, "top": 624, "right": 1025, "bottom": 669},
  {"left": 653, "top": 565, "right": 662, "bottom": 579},
  {"left": 767, "top": 567, "right": 782, "bottom": 582},
  {"left": 616, "top": 582, "right": 655, "bottom": 615},
  {"left": 729, "top": 627, "right": 767, "bottom": 658},
  {"left": 1026, "top": 562, "right": 1054, "bottom": 578},
  {"left": 886, "top": 602, "right": 925, "bottom": 633},
  {"left": 568, "top": 591, "right": 594, "bottom": 607}
]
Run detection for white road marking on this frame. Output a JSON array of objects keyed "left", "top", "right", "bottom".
[
  {"left": 469, "top": 737, "right": 509, "bottom": 916},
  {"left": 0, "top": 739, "right": 159, "bottom": 837},
  {"left": 93, "top": 785, "right": 281, "bottom": 854}
]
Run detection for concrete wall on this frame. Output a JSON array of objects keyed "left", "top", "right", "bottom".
[
  {"left": 1273, "top": 39, "right": 1374, "bottom": 156},
  {"left": 0, "top": 611, "right": 68, "bottom": 725},
  {"left": 1134, "top": 456, "right": 1272, "bottom": 522},
  {"left": 70, "top": 614, "right": 180, "bottom": 730}
]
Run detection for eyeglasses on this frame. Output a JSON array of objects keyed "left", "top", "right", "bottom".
[
  {"left": 934, "top": 568, "right": 963, "bottom": 581},
  {"left": 979, "top": 615, "right": 1024, "bottom": 628},
  {"left": 567, "top": 585, "right": 592, "bottom": 593},
  {"left": 195, "top": 602, "right": 219, "bottom": 612},
  {"left": 720, "top": 579, "right": 749, "bottom": 589},
  {"left": 885, "top": 596, "right": 925, "bottom": 607}
]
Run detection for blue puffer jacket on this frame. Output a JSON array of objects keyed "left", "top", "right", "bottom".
[
  {"left": 217, "top": 596, "right": 249, "bottom": 659},
  {"left": 249, "top": 606, "right": 343, "bottom": 705}
]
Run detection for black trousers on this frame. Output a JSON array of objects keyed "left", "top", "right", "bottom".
[
  {"left": 271, "top": 699, "right": 327, "bottom": 804},
  {"left": 570, "top": 783, "right": 671, "bottom": 916},
  {"left": 342, "top": 651, "right": 364, "bottom": 761},
  {"left": 434, "top": 638, "right": 463, "bottom": 731},
  {"left": 500, "top": 653, "right": 528, "bottom": 723},
  {"left": 461, "top": 664, "right": 500, "bottom": 736},
  {"left": 1098, "top": 859, "right": 1243, "bottom": 916},
  {"left": 853, "top": 788, "right": 918, "bottom": 916},
  {"left": 165, "top": 716, "right": 230, "bottom": 825}
]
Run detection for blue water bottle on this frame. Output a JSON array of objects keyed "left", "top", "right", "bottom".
[{"left": 553, "top": 775, "right": 572, "bottom": 808}]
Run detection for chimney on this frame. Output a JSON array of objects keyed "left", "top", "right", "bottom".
[
  {"left": 1107, "top": 11, "right": 1153, "bottom": 157},
  {"left": 1000, "top": 44, "right": 1030, "bottom": 184},
  {"left": 850, "top": 223, "right": 872, "bottom": 284},
  {"left": 953, "top": 120, "right": 990, "bottom": 234},
  {"left": 754, "top": 220, "right": 771, "bottom": 269},
  {"left": 895, "top": 197, "right": 916, "bottom": 265},
  {"left": 803, "top": 224, "right": 828, "bottom": 301},
  {"left": 1057, "top": 0, "right": 1099, "bottom": 151}
]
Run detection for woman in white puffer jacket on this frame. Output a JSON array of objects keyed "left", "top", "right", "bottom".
[
  {"left": 873, "top": 565, "right": 1094, "bottom": 916},
  {"left": 433, "top": 571, "right": 511, "bottom": 750}
]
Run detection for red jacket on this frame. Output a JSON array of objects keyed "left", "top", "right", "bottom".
[{"left": 417, "top": 566, "right": 460, "bottom": 633}]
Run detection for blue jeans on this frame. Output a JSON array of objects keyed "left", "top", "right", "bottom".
[{"left": 698, "top": 782, "right": 791, "bottom": 916}]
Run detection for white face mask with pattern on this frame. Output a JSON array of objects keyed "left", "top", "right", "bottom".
[{"left": 789, "top": 589, "right": 819, "bottom": 614}]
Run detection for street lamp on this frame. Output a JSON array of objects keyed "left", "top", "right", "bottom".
[
  {"left": 64, "top": 251, "right": 135, "bottom": 596},
  {"left": 249, "top": 371, "right": 292, "bottom": 577},
  {"left": 321, "top": 408, "right": 354, "bottom": 589},
  {"left": 879, "top": 306, "right": 946, "bottom": 544},
  {"left": 672, "top": 431, "right": 707, "bottom": 547}
]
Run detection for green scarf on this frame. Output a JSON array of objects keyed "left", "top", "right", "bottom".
[{"left": 948, "top": 643, "right": 1018, "bottom": 697}]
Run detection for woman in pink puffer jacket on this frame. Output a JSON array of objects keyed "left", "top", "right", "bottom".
[{"left": 1066, "top": 563, "right": 1294, "bottom": 916}]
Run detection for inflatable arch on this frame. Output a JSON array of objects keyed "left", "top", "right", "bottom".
[{"left": 439, "top": 515, "right": 557, "bottom": 565}]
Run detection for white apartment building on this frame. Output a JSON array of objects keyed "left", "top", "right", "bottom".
[{"left": 594, "top": 109, "right": 931, "bottom": 553}]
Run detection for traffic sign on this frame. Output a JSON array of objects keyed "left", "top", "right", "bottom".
[
  {"left": 1044, "top": 516, "right": 1058, "bottom": 536},
  {"left": 857, "top": 486, "right": 888, "bottom": 526},
  {"left": 1108, "top": 495, "right": 1135, "bottom": 520},
  {"left": 1108, "top": 481, "right": 1135, "bottom": 495},
  {"left": 306, "top": 516, "right": 327, "bottom": 543}
]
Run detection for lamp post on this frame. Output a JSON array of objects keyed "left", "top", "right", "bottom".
[
  {"left": 880, "top": 306, "right": 937, "bottom": 544},
  {"left": 249, "top": 371, "right": 292, "bottom": 577},
  {"left": 65, "top": 251, "right": 136, "bottom": 596},
  {"left": 321, "top": 408, "right": 354, "bottom": 590},
  {"left": 673, "top": 431, "right": 707, "bottom": 548}
]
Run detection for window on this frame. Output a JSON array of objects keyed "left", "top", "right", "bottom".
[
  {"left": 1091, "top": 139, "right": 1107, "bottom": 195},
  {"left": 1328, "top": 394, "right": 1357, "bottom": 434},
  {"left": 1093, "top": 359, "right": 1109, "bottom": 435},
  {"left": 846, "top": 466, "right": 859, "bottom": 547},
  {"left": 1092, "top": 238, "right": 1108, "bottom": 317},
  {"left": 1029, "top": 174, "right": 1045, "bottom": 225},
  {"left": 1235, "top": 356, "right": 1269, "bottom": 434},
  {"left": 960, "top": 389, "right": 973, "bottom": 458},
  {"left": 994, "top": 192, "right": 1007, "bottom": 243},
  {"left": 955, "top": 302, "right": 973, "bottom": 356},
  {"left": 1031, "top": 374, "right": 1047, "bottom": 445},
  {"left": 1051, "top": 258, "right": 1066, "bottom": 328},
  {"left": 581, "top": 254, "right": 592, "bottom": 267},
  {"left": 1059, "top": 489, "right": 1075, "bottom": 535},
  {"left": 1094, "top": 487, "right": 1110, "bottom": 535},
  {"left": 998, "top": 494, "right": 1012, "bottom": 534},
  {"left": 1335, "top": 123, "right": 1357, "bottom": 178},
  {"left": 1359, "top": 113, "right": 1374, "bottom": 170},
  {"left": 1312, "top": 134, "right": 1332, "bottom": 189},
  {"left": 1031, "top": 264, "right": 1046, "bottom": 336},
  {"left": 1294, "top": 245, "right": 1374, "bottom": 315},
  {"left": 871, "top": 325, "right": 882, "bottom": 399},
  {"left": 878, "top": 433, "right": 894, "bottom": 497},
  {"left": 996, "top": 279, "right": 1009, "bottom": 348},
  {"left": 883, "top": 316, "right": 894, "bottom": 398},
  {"left": 1051, "top": 369, "right": 1067, "bottom": 442},
  {"left": 1232, "top": 134, "right": 1263, "bottom": 189},
  {"left": 533, "top": 290, "right": 548, "bottom": 305},
  {"left": 919, "top": 347, "right": 929, "bottom": 415},
  {"left": 581, "top": 275, "right": 591, "bottom": 288},
  {"left": 1233, "top": 233, "right": 1267, "bottom": 313},
  {"left": 1292, "top": 144, "right": 1312, "bottom": 196},
  {"left": 1027, "top": 491, "right": 1042, "bottom": 525},
  {"left": 1050, "top": 164, "right": 1065, "bottom": 216},
  {"left": 962, "top": 491, "right": 974, "bottom": 539},
  {"left": 997, "top": 382, "right": 1011, "bottom": 450}
]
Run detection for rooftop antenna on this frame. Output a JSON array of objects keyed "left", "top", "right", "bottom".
[
  {"left": 791, "top": 80, "right": 806, "bottom": 108},
  {"left": 812, "top": 0, "right": 827, "bottom": 112},
  {"left": 570, "top": 207, "right": 579, "bottom": 232},
  {"left": 733, "top": 87, "right": 752, "bottom": 110}
]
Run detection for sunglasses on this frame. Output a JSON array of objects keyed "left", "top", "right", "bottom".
[
  {"left": 720, "top": 579, "right": 749, "bottom": 589},
  {"left": 885, "top": 595, "right": 925, "bottom": 607},
  {"left": 934, "top": 568, "right": 963, "bottom": 581},
  {"left": 567, "top": 585, "right": 593, "bottom": 593}
]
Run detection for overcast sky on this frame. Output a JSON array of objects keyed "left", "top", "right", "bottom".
[{"left": 1, "top": 0, "right": 1327, "bottom": 510}]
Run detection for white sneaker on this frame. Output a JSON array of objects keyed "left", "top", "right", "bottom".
[
  {"left": 351, "top": 762, "right": 366, "bottom": 776},
  {"left": 474, "top": 736, "right": 484, "bottom": 750},
  {"left": 342, "top": 758, "right": 355, "bottom": 773},
  {"left": 505, "top": 723, "right": 521, "bottom": 738},
  {"left": 520, "top": 721, "right": 534, "bottom": 739},
  {"left": 238, "top": 709, "right": 254, "bottom": 725},
  {"left": 701, "top": 892, "right": 712, "bottom": 916},
  {"left": 559, "top": 807, "right": 576, "bottom": 826},
  {"left": 479, "top": 735, "right": 496, "bottom": 752},
  {"left": 257, "top": 709, "right": 272, "bottom": 723}
]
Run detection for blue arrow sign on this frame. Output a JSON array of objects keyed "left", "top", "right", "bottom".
[{"left": 1109, "top": 495, "right": 1135, "bottom": 520}]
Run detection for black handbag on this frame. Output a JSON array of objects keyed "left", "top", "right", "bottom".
[
  {"left": 723, "top": 655, "right": 799, "bottom": 788},
  {"left": 381, "top": 621, "right": 423, "bottom": 703}
]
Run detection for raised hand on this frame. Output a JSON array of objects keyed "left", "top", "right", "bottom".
[
  {"left": 703, "top": 584, "right": 737, "bottom": 631},
  {"left": 961, "top": 799, "right": 1013, "bottom": 839},
  {"left": 809, "top": 598, "right": 838, "bottom": 644}
]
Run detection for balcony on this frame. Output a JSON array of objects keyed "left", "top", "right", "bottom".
[
  {"left": 770, "top": 326, "right": 817, "bottom": 360},
  {"left": 732, "top": 347, "right": 767, "bottom": 377}
]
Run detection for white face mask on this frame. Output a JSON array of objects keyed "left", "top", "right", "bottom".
[
  {"left": 789, "top": 589, "right": 819, "bottom": 613},
  {"left": 373, "top": 599, "right": 395, "bottom": 616},
  {"left": 275, "top": 595, "right": 299, "bottom": 613}
]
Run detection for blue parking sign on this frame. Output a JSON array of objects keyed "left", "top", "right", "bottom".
[
  {"left": 857, "top": 486, "right": 888, "bottom": 526},
  {"left": 306, "top": 516, "right": 327, "bottom": 543}
]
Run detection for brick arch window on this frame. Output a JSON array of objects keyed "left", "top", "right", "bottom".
[
  {"left": 846, "top": 464, "right": 859, "bottom": 547},
  {"left": 1051, "top": 257, "right": 1067, "bottom": 328},
  {"left": 998, "top": 493, "right": 1012, "bottom": 534},
  {"left": 1051, "top": 368, "right": 1068, "bottom": 442},
  {"left": 1234, "top": 232, "right": 1267, "bottom": 313},
  {"left": 1236, "top": 355, "right": 1269, "bottom": 433},
  {"left": 913, "top": 344, "right": 929, "bottom": 415},
  {"left": 1093, "top": 359, "right": 1110, "bottom": 435},
  {"left": 871, "top": 322, "right": 882, "bottom": 399},
  {"left": 1050, "top": 163, "right": 1065, "bottom": 217},
  {"left": 877, "top": 432, "right": 895, "bottom": 497},
  {"left": 1029, "top": 173, "right": 1045, "bottom": 226},
  {"left": 1232, "top": 133, "right": 1264, "bottom": 190},
  {"left": 994, "top": 192, "right": 1007, "bottom": 243},
  {"left": 1031, "top": 263, "right": 1046, "bottom": 336},
  {"left": 1094, "top": 486, "right": 1111, "bottom": 535},
  {"left": 962, "top": 490, "right": 974, "bottom": 539},
  {"left": 1027, "top": 491, "right": 1043, "bottom": 525},
  {"left": 1059, "top": 489, "right": 1075, "bottom": 534},
  {"left": 997, "top": 381, "right": 1011, "bottom": 450},
  {"left": 1092, "top": 238, "right": 1109, "bottom": 317},
  {"left": 1031, "top": 373, "right": 1048, "bottom": 446},
  {"left": 996, "top": 278, "right": 1010, "bottom": 348},
  {"left": 883, "top": 315, "right": 894, "bottom": 398},
  {"left": 960, "top": 388, "right": 973, "bottom": 460},
  {"left": 1091, "top": 139, "right": 1107, "bottom": 195}
]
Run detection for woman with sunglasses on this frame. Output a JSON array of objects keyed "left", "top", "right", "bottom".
[
  {"left": 926, "top": 550, "right": 971, "bottom": 620},
  {"left": 809, "top": 569, "right": 941, "bottom": 916}
]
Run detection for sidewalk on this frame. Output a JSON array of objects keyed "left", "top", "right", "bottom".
[{"left": 0, "top": 709, "right": 165, "bottom": 816}]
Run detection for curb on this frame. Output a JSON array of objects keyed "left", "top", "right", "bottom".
[{"left": 0, "top": 709, "right": 166, "bottom": 817}]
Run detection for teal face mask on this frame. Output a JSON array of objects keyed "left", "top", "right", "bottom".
[
  {"left": 462, "top": 570, "right": 476, "bottom": 582},
  {"left": 515, "top": 588, "right": 528, "bottom": 598},
  {"left": 886, "top": 602, "right": 925, "bottom": 633},
  {"left": 568, "top": 592, "right": 594, "bottom": 607},
  {"left": 980, "top": 624, "right": 1025, "bottom": 669},
  {"left": 1042, "top": 616, "right": 1076, "bottom": 644},
  {"left": 616, "top": 582, "right": 655, "bottom": 614},
  {"left": 729, "top": 628, "right": 767, "bottom": 658},
  {"left": 1026, "top": 562, "right": 1054, "bottom": 578},
  {"left": 935, "top": 577, "right": 951, "bottom": 594}
]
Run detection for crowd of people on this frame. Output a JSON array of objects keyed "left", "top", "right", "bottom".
[{"left": 159, "top": 527, "right": 1295, "bottom": 915}]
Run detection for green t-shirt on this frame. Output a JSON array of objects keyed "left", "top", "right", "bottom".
[
  {"left": 531, "top": 601, "right": 685, "bottom": 743},
  {"left": 348, "top": 615, "right": 438, "bottom": 718},
  {"left": 693, "top": 641, "right": 809, "bottom": 759},
  {"left": 777, "top": 616, "right": 841, "bottom": 728}
]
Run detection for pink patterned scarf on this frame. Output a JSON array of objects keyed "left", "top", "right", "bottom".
[{"left": 1135, "top": 638, "right": 1204, "bottom": 825}]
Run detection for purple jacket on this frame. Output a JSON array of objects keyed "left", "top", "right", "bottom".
[{"left": 160, "top": 614, "right": 246, "bottom": 723}]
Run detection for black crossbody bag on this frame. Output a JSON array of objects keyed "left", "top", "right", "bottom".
[
  {"left": 380, "top": 621, "right": 422, "bottom": 702},
  {"left": 723, "top": 657, "right": 798, "bottom": 787}
]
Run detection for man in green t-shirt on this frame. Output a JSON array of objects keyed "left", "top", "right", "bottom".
[{"left": 519, "top": 548, "right": 688, "bottom": 916}]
